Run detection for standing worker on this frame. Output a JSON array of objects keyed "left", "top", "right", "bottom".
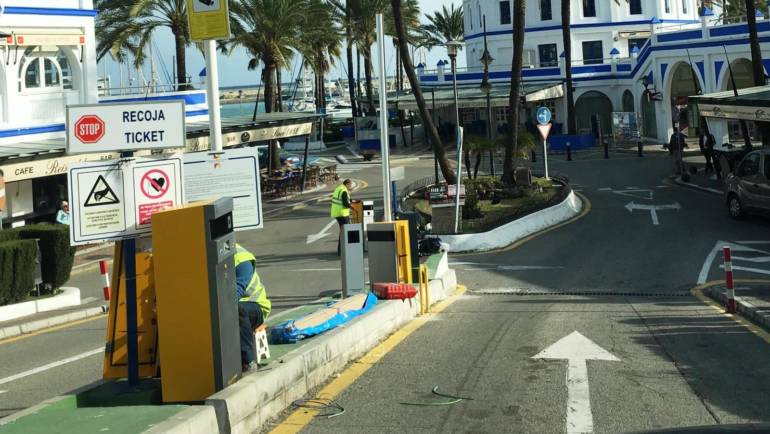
[
  {"left": 331, "top": 179, "right": 353, "bottom": 255},
  {"left": 235, "top": 244, "right": 271, "bottom": 372},
  {"left": 667, "top": 124, "right": 688, "bottom": 176}
]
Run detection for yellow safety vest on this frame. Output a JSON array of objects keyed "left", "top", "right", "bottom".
[
  {"left": 330, "top": 184, "right": 350, "bottom": 218},
  {"left": 234, "top": 244, "right": 271, "bottom": 319}
]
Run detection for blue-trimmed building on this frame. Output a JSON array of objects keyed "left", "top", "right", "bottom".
[{"left": 419, "top": 0, "right": 768, "bottom": 147}]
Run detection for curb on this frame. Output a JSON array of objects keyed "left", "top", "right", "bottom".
[
  {"left": 0, "top": 287, "right": 82, "bottom": 322},
  {"left": 671, "top": 176, "right": 723, "bottom": 196},
  {"left": 703, "top": 286, "right": 770, "bottom": 331},
  {"left": 437, "top": 189, "right": 583, "bottom": 253},
  {"left": 146, "top": 263, "right": 458, "bottom": 434},
  {"left": 0, "top": 303, "right": 109, "bottom": 341}
]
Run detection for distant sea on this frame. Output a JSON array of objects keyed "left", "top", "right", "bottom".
[{"left": 220, "top": 101, "right": 265, "bottom": 117}]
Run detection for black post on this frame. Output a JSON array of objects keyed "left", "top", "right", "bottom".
[
  {"left": 603, "top": 138, "right": 609, "bottom": 159},
  {"left": 432, "top": 88, "right": 438, "bottom": 184},
  {"left": 124, "top": 236, "right": 139, "bottom": 386},
  {"left": 410, "top": 114, "right": 415, "bottom": 146},
  {"left": 637, "top": 140, "right": 643, "bottom": 157},
  {"left": 531, "top": 149, "right": 537, "bottom": 162},
  {"left": 566, "top": 142, "right": 572, "bottom": 161},
  {"left": 301, "top": 135, "right": 310, "bottom": 192}
]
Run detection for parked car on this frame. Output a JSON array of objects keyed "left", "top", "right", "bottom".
[{"left": 725, "top": 148, "right": 770, "bottom": 219}]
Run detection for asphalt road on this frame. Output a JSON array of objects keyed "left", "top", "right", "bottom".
[
  {"left": 0, "top": 145, "right": 435, "bottom": 419},
  {"left": 274, "top": 153, "right": 770, "bottom": 433}
]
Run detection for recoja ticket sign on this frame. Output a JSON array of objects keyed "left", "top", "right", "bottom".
[{"left": 66, "top": 101, "right": 186, "bottom": 154}]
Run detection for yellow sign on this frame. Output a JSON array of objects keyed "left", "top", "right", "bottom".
[{"left": 186, "top": 0, "right": 231, "bottom": 41}]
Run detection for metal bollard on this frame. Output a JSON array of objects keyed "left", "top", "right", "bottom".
[
  {"left": 603, "top": 139, "right": 609, "bottom": 159},
  {"left": 531, "top": 149, "right": 537, "bottom": 163},
  {"left": 566, "top": 142, "right": 572, "bottom": 161},
  {"left": 723, "top": 247, "right": 736, "bottom": 314},
  {"left": 637, "top": 140, "right": 643, "bottom": 157}
]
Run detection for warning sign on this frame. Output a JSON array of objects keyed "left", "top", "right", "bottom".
[
  {"left": 68, "top": 156, "right": 185, "bottom": 246},
  {"left": 84, "top": 175, "right": 120, "bottom": 207},
  {"left": 133, "top": 160, "right": 182, "bottom": 229}
]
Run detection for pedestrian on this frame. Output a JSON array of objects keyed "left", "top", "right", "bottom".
[
  {"left": 667, "top": 125, "right": 687, "bottom": 175},
  {"left": 56, "top": 201, "right": 70, "bottom": 225},
  {"left": 234, "top": 243, "right": 271, "bottom": 372},
  {"left": 697, "top": 126, "right": 716, "bottom": 173},
  {"left": 330, "top": 179, "right": 353, "bottom": 255}
]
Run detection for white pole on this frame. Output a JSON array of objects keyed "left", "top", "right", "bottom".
[
  {"left": 376, "top": 14, "right": 392, "bottom": 221},
  {"left": 205, "top": 40, "right": 223, "bottom": 153},
  {"left": 452, "top": 57, "right": 462, "bottom": 234},
  {"left": 543, "top": 137, "right": 550, "bottom": 180}
]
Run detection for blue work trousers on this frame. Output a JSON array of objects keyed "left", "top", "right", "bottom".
[{"left": 238, "top": 302, "right": 264, "bottom": 365}]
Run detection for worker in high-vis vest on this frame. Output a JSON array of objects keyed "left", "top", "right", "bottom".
[
  {"left": 234, "top": 244, "right": 271, "bottom": 372},
  {"left": 330, "top": 179, "right": 353, "bottom": 255}
]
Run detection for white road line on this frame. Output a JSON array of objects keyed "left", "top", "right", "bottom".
[
  {"left": 719, "top": 265, "right": 770, "bottom": 276},
  {"left": 0, "top": 390, "right": 7, "bottom": 395},
  {"left": 731, "top": 256, "right": 770, "bottom": 263},
  {"left": 0, "top": 348, "right": 103, "bottom": 387},
  {"left": 306, "top": 220, "right": 337, "bottom": 244},
  {"left": 737, "top": 241, "right": 770, "bottom": 245}
]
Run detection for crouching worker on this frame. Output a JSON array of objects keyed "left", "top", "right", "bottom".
[{"left": 235, "top": 244, "right": 271, "bottom": 372}]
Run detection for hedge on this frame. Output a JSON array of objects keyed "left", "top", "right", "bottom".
[
  {"left": 0, "top": 239, "right": 37, "bottom": 305},
  {"left": 16, "top": 225, "right": 76, "bottom": 290}
]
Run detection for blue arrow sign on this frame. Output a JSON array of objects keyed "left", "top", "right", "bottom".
[{"left": 536, "top": 107, "right": 552, "bottom": 126}]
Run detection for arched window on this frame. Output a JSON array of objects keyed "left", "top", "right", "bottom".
[{"left": 19, "top": 47, "right": 74, "bottom": 92}]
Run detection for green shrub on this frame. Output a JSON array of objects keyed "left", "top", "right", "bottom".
[
  {"left": 0, "top": 239, "right": 37, "bottom": 305},
  {"left": 462, "top": 186, "right": 483, "bottom": 220},
  {"left": 16, "top": 224, "right": 75, "bottom": 290},
  {"left": 0, "top": 228, "right": 20, "bottom": 243}
]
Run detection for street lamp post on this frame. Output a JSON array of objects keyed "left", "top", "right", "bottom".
[
  {"left": 446, "top": 39, "right": 463, "bottom": 234},
  {"left": 479, "top": 16, "right": 494, "bottom": 176}
]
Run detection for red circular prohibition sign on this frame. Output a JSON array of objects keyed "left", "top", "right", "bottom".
[{"left": 140, "top": 169, "right": 171, "bottom": 199}]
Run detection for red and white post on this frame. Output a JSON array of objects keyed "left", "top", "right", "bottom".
[
  {"left": 99, "top": 260, "right": 111, "bottom": 301},
  {"left": 723, "top": 247, "right": 736, "bottom": 314}
]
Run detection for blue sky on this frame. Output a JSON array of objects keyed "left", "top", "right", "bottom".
[{"left": 98, "top": 0, "right": 467, "bottom": 89}]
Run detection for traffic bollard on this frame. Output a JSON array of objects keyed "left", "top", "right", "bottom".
[
  {"left": 723, "top": 247, "right": 736, "bottom": 314},
  {"left": 637, "top": 140, "right": 643, "bottom": 157},
  {"left": 603, "top": 139, "right": 609, "bottom": 159},
  {"left": 100, "top": 260, "right": 111, "bottom": 301},
  {"left": 531, "top": 149, "right": 537, "bottom": 163},
  {"left": 566, "top": 142, "right": 572, "bottom": 161}
]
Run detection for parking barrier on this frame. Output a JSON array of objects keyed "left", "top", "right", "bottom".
[
  {"left": 723, "top": 246, "right": 736, "bottom": 314},
  {"left": 100, "top": 260, "right": 111, "bottom": 301}
]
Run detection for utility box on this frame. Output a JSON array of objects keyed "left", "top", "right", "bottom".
[
  {"left": 151, "top": 198, "right": 241, "bottom": 403},
  {"left": 362, "top": 201, "right": 375, "bottom": 229},
  {"left": 367, "top": 221, "right": 412, "bottom": 285},
  {"left": 341, "top": 223, "right": 365, "bottom": 297}
]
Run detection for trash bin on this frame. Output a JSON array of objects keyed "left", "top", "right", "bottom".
[{"left": 350, "top": 200, "right": 363, "bottom": 224}]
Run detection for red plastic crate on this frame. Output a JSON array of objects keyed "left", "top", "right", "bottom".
[{"left": 372, "top": 283, "right": 417, "bottom": 300}]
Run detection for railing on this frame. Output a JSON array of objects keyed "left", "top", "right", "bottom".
[
  {"left": 99, "top": 82, "right": 198, "bottom": 97},
  {"left": 399, "top": 174, "right": 446, "bottom": 210}
]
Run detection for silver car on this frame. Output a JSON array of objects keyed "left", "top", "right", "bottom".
[{"left": 725, "top": 148, "right": 770, "bottom": 219}]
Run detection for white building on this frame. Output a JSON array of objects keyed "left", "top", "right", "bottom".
[{"left": 419, "top": 0, "right": 767, "bottom": 148}]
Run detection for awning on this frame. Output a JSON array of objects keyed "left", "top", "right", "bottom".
[
  {"left": 386, "top": 82, "right": 564, "bottom": 111},
  {"left": 0, "top": 28, "right": 86, "bottom": 46},
  {"left": 0, "top": 112, "right": 321, "bottom": 182},
  {"left": 690, "top": 85, "right": 770, "bottom": 122}
]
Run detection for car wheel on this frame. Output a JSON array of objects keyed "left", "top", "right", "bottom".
[{"left": 728, "top": 194, "right": 745, "bottom": 220}]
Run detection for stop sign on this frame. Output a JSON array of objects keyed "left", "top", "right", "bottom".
[{"left": 74, "top": 115, "right": 105, "bottom": 144}]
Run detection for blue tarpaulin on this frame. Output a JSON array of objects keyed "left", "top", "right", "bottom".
[{"left": 270, "top": 293, "right": 378, "bottom": 344}]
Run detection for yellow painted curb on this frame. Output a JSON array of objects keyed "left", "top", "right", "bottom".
[{"left": 691, "top": 279, "right": 770, "bottom": 345}]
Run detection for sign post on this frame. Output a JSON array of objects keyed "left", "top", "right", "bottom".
[
  {"left": 0, "top": 170, "right": 5, "bottom": 230},
  {"left": 186, "top": 0, "right": 231, "bottom": 153},
  {"left": 536, "top": 107, "right": 552, "bottom": 181}
]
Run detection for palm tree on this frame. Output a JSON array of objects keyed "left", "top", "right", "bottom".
[
  {"left": 561, "top": 0, "right": 577, "bottom": 135},
  {"left": 95, "top": 0, "right": 192, "bottom": 91},
  {"left": 390, "top": 0, "right": 456, "bottom": 185},
  {"left": 744, "top": 0, "right": 766, "bottom": 86},
  {"left": 227, "top": 0, "right": 305, "bottom": 169},
  {"left": 422, "top": 3, "right": 464, "bottom": 49},
  {"left": 502, "top": 0, "right": 526, "bottom": 185},
  {"left": 297, "top": 0, "right": 342, "bottom": 112}
]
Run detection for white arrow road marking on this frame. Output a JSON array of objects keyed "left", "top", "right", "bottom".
[
  {"left": 306, "top": 220, "right": 338, "bottom": 245},
  {"left": 0, "top": 348, "right": 103, "bottom": 387},
  {"left": 532, "top": 332, "right": 620, "bottom": 434},
  {"left": 698, "top": 241, "right": 770, "bottom": 284},
  {"left": 0, "top": 390, "right": 7, "bottom": 395},
  {"left": 625, "top": 202, "right": 681, "bottom": 225}
]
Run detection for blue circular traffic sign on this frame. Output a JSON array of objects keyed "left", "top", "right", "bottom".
[{"left": 536, "top": 107, "right": 552, "bottom": 125}]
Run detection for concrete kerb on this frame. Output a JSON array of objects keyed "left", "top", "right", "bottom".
[
  {"left": 151, "top": 261, "right": 458, "bottom": 434},
  {"left": 0, "top": 287, "right": 82, "bottom": 322},
  {"left": 703, "top": 285, "right": 770, "bottom": 330},
  {"left": 437, "top": 189, "right": 583, "bottom": 253},
  {"left": 0, "top": 304, "right": 108, "bottom": 341},
  {"left": 671, "top": 175, "right": 723, "bottom": 196}
]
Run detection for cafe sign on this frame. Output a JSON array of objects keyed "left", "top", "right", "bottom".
[
  {"left": 0, "top": 153, "right": 117, "bottom": 183},
  {"left": 698, "top": 103, "right": 770, "bottom": 122}
]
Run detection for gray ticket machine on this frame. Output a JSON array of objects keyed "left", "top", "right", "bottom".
[{"left": 341, "top": 223, "right": 365, "bottom": 297}]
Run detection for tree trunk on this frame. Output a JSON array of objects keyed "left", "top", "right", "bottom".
[
  {"left": 562, "top": 0, "right": 577, "bottom": 135},
  {"left": 745, "top": 0, "right": 769, "bottom": 145},
  {"left": 464, "top": 149, "right": 472, "bottom": 179},
  {"left": 173, "top": 29, "right": 188, "bottom": 91},
  {"left": 390, "top": 0, "right": 456, "bottom": 185},
  {"left": 474, "top": 152, "right": 482, "bottom": 179},
  {"left": 346, "top": 3, "right": 358, "bottom": 118},
  {"left": 264, "top": 62, "right": 281, "bottom": 171},
  {"left": 276, "top": 68, "right": 283, "bottom": 112},
  {"left": 357, "top": 51, "right": 364, "bottom": 115},
  {"left": 502, "top": 0, "right": 526, "bottom": 185},
  {"left": 364, "top": 51, "right": 376, "bottom": 115}
]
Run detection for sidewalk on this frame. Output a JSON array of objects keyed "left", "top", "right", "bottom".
[
  {"left": 704, "top": 283, "right": 770, "bottom": 330},
  {"left": 673, "top": 154, "right": 726, "bottom": 195}
]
